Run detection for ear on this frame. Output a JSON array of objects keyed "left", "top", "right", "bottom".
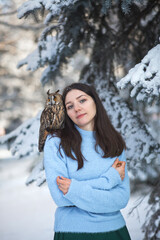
[
  {"left": 55, "top": 90, "right": 60, "bottom": 94},
  {"left": 47, "top": 89, "right": 50, "bottom": 95}
]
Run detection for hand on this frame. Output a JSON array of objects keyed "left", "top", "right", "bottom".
[
  {"left": 112, "top": 158, "right": 126, "bottom": 181},
  {"left": 56, "top": 176, "right": 71, "bottom": 195}
]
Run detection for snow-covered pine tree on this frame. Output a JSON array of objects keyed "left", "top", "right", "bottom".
[
  {"left": 117, "top": 44, "right": 160, "bottom": 105},
  {"left": 0, "top": 1, "right": 160, "bottom": 238},
  {"left": 11, "top": 0, "right": 160, "bottom": 179},
  {"left": 117, "top": 44, "right": 160, "bottom": 240}
]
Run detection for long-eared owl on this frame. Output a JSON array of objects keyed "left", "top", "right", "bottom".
[{"left": 38, "top": 89, "right": 65, "bottom": 152}]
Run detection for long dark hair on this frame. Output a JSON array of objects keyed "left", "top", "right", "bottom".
[{"left": 57, "top": 83, "right": 126, "bottom": 170}]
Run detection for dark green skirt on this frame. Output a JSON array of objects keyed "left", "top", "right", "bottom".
[{"left": 54, "top": 226, "right": 131, "bottom": 240}]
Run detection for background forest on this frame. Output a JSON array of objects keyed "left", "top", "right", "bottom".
[{"left": 0, "top": 0, "right": 160, "bottom": 240}]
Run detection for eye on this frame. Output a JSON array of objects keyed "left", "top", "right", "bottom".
[
  {"left": 54, "top": 96, "right": 57, "bottom": 101},
  {"left": 80, "top": 99, "right": 86, "bottom": 103},
  {"left": 67, "top": 105, "right": 73, "bottom": 110}
]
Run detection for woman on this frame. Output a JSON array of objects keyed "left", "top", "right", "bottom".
[{"left": 44, "top": 83, "right": 131, "bottom": 240}]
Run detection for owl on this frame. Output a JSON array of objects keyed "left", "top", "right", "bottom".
[{"left": 38, "top": 89, "right": 65, "bottom": 152}]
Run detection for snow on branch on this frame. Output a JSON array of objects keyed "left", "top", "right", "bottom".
[
  {"left": 95, "top": 80, "right": 160, "bottom": 181},
  {"left": 17, "top": 35, "right": 65, "bottom": 85},
  {"left": 142, "top": 181, "right": 160, "bottom": 239},
  {"left": 17, "top": 0, "right": 79, "bottom": 22},
  {"left": 17, "top": 0, "right": 138, "bottom": 26},
  {"left": 17, "top": 32, "right": 73, "bottom": 85},
  {"left": 40, "top": 59, "right": 60, "bottom": 85},
  {"left": 1, "top": 82, "right": 160, "bottom": 185},
  {"left": 0, "top": 111, "right": 45, "bottom": 186},
  {"left": 17, "top": 35, "right": 60, "bottom": 71},
  {"left": 17, "top": 0, "right": 43, "bottom": 19},
  {"left": 26, "top": 155, "right": 46, "bottom": 186},
  {"left": 117, "top": 44, "right": 160, "bottom": 105},
  {"left": 0, "top": 111, "right": 41, "bottom": 158}
]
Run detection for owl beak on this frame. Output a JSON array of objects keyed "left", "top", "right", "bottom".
[{"left": 51, "top": 100, "right": 56, "bottom": 105}]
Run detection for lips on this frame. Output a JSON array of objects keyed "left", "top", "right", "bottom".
[{"left": 76, "top": 113, "right": 86, "bottom": 119}]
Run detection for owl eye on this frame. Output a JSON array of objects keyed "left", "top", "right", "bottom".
[{"left": 54, "top": 96, "right": 57, "bottom": 101}]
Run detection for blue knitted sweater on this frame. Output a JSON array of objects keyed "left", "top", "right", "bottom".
[{"left": 44, "top": 126, "right": 130, "bottom": 233}]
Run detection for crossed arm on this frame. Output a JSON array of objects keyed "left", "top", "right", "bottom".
[
  {"left": 44, "top": 136, "right": 130, "bottom": 213},
  {"left": 57, "top": 158, "right": 125, "bottom": 195}
]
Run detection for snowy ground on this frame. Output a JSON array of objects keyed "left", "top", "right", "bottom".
[{"left": 0, "top": 147, "right": 148, "bottom": 240}]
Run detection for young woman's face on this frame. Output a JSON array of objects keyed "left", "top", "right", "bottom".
[{"left": 65, "top": 89, "right": 96, "bottom": 131}]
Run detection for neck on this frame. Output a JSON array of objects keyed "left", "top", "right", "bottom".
[{"left": 75, "top": 125, "right": 95, "bottom": 139}]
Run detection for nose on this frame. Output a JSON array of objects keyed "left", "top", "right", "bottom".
[{"left": 74, "top": 103, "right": 81, "bottom": 112}]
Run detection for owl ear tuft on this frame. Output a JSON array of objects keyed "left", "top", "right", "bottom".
[
  {"left": 47, "top": 89, "right": 50, "bottom": 95},
  {"left": 55, "top": 90, "right": 60, "bottom": 94}
]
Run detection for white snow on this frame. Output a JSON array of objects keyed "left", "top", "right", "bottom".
[
  {"left": 17, "top": 35, "right": 60, "bottom": 72},
  {"left": 117, "top": 44, "right": 160, "bottom": 104},
  {"left": 17, "top": 0, "right": 42, "bottom": 19},
  {"left": 17, "top": 0, "right": 80, "bottom": 20},
  {"left": 1, "top": 84, "right": 160, "bottom": 184},
  {"left": 0, "top": 156, "right": 54, "bottom": 240},
  {"left": 0, "top": 150, "right": 148, "bottom": 240},
  {"left": 0, "top": 111, "right": 41, "bottom": 158}
]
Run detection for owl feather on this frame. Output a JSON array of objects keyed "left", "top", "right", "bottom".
[{"left": 38, "top": 89, "right": 65, "bottom": 152}]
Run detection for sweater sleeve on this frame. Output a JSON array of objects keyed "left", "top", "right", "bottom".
[
  {"left": 78, "top": 166, "right": 122, "bottom": 190},
  {"left": 64, "top": 150, "right": 130, "bottom": 213},
  {"left": 44, "top": 135, "right": 74, "bottom": 207}
]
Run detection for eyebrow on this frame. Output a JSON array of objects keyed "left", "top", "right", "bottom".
[{"left": 65, "top": 94, "right": 87, "bottom": 106}]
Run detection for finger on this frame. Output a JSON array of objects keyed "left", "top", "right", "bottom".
[
  {"left": 116, "top": 159, "right": 124, "bottom": 167},
  {"left": 117, "top": 161, "right": 125, "bottom": 167},
  {"left": 58, "top": 185, "right": 64, "bottom": 190},
  {"left": 118, "top": 160, "right": 125, "bottom": 164},
  {"left": 121, "top": 161, "right": 126, "bottom": 168},
  {"left": 57, "top": 179, "right": 66, "bottom": 185},
  {"left": 57, "top": 176, "right": 68, "bottom": 183},
  {"left": 112, "top": 158, "right": 119, "bottom": 167},
  {"left": 58, "top": 183, "right": 66, "bottom": 190},
  {"left": 116, "top": 162, "right": 122, "bottom": 167},
  {"left": 58, "top": 186, "right": 65, "bottom": 194},
  {"left": 61, "top": 176, "right": 68, "bottom": 180},
  {"left": 57, "top": 176, "right": 66, "bottom": 181},
  {"left": 57, "top": 180, "right": 70, "bottom": 188},
  {"left": 56, "top": 176, "right": 62, "bottom": 183},
  {"left": 56, "top": 177, "right": 62, "bottom": 184}
]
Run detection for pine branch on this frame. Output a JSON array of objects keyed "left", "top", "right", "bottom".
[
  {"left": 0, "top": 111, "right": 41, "bottom": 158},
  {"left": 142, "top": 181, "right": 160, "bottom": 240},
  {"left": 113, "top": 0, "right": 159, "bottom": 50},
  {"left": 40, "top": 23, "right": 63, "bottom": 41},
  {"left": 80, "top": 74, "right": 160, "bottom": 181},
  {"left": 117, "top": 45, "right": 160, "bottom": 105},
  {"left": 128, "top": 195, "right": 147, "bottom": 216}
]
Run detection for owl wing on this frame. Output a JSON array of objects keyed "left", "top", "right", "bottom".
[
  {"left": 38, "top": 104, "right": 65, "bottom": 152},
  {"left": 51, "top": 104, "right": 65, "bottom": 129},
  {"left": 38, "top": 107, "right": 55, "bottom": 152}
]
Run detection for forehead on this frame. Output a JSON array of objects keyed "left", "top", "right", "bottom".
[{"left": 65, "top": 89, "right": 89, "bottom": 103}]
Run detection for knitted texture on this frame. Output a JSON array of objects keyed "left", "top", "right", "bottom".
[{"left": 44, "top": 126, "right": 130, "bottom": 233}]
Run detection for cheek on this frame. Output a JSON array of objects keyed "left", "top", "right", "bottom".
[
  {"left": 90, "top": 102, "right": 96, "bottom": 116},
  {"left": 67, "top": 110, "right": 75, "bottom": 120}
]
